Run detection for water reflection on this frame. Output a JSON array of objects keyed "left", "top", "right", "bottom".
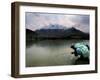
[{"left": 26, "top": 39, "right": 89, "bottom": 67}]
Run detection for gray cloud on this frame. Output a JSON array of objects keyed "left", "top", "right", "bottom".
[{"left": 25, "top": 12, "right": 89, "bottom": 33}]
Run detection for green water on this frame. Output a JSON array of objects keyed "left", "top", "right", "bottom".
[{"left": 26, "top": 39, "right": 89, "bottom": 67}]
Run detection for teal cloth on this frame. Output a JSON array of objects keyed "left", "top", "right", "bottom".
[{"left": 73, "top": 43, "right": 89, "bottom": 58}]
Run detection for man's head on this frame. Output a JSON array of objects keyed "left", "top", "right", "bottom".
[{"left": 71, "top": 45, "right": 78, "bottom": 56}]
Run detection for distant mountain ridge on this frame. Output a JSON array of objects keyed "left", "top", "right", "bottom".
[
  {"left": 26, "top": 24, "right": 89, "bottom": 40},
  {"left": 39, "top": 24, "right": 68, "bottom": 30}
]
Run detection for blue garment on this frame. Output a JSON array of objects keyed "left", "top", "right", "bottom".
[{"left": 74, "top": 43, "right": 89, "bottom": 58}]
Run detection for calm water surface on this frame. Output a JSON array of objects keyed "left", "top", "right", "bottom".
[{"left": 26, "top": 39, "right": 89, "bottom": 67}]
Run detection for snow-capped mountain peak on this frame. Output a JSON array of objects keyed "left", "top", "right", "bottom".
[{"left": 41, "top": 24, "right": 68, "bottom": 29}]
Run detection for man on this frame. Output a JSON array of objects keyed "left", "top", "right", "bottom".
[{"left": 71, "top": 43, "right": 89, "bottom": 59}]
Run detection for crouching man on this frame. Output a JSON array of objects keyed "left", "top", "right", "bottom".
[{"left": 71, "top": 43, "right": 89, "bottom": 64}]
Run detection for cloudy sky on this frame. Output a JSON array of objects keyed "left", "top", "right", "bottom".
[{"left": 25, "top": 12, "right": 90, "bottom": 33}]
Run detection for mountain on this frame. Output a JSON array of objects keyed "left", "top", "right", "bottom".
[
  {"left": 41, "top": 24, "right": 67, "bottom": 30},
  {"left": 26, "top": 24, "right": 89, "bottom": 40},
  {"left": 35, "top": 25, "right": 89, "bottom": 39},
  {"left": 26, "top": 29, "right": 37, "bottom": 40}
]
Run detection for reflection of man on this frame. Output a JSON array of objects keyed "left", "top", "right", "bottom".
[{"left": 71, "top": 43, "right": 89, "bottom": 59}]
